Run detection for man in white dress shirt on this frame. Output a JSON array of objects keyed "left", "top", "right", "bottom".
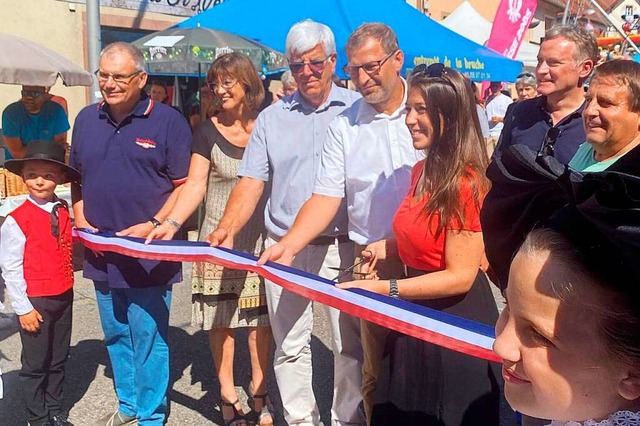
[{"left": 259, "top": 23, "right": 422, "bottom": 422}]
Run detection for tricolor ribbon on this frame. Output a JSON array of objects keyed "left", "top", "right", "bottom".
[{"left": 73, "top": 229, "right": 500, "bottom": 362}]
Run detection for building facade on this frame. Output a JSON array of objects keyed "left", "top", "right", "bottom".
[
  {"left": 607, "top": 0, "right": 640, "bottom": 35},
  {"left": 0, "top": 0, "right": 204, "bottom": 130},
  {"left": 3, "top": 0, "right": 621, "bottom": 133},
  {"left": 411, "top": 0, "right": 569, "bottom": 43}
]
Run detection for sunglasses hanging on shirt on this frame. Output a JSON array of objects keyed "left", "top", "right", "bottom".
[{"left": 539, "top": 127, "right": 562, "bottom": 157}]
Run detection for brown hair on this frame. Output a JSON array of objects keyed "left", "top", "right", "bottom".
[
  {"left": 345, "top": 23, "right": 399, "bottom": 56},
  {"left": 592, "top": 59, "right": 640, "bottom": 112},
  {"left": 150, "top": 79, "right": 167, "bottom": 89},
  {"left": 407, "top": 68, "right": 489, "bottom": 235},
  {"left": 207, "top": 52, "right": 265, "bottom": 113},
  {"left": 520, "top": 228, "right": 640, "bottom": 367}
]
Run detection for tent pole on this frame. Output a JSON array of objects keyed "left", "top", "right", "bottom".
[
  {"left": 586, "top": 0, "right": 640, "bottom": 55},
  {"left": 198, "top": 62, "right": 203, "bottom": 122},
  {"left": 562, "top": 0, "right": 571, "bottom": 24}
]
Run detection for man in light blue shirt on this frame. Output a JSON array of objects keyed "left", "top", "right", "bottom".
[
  {"left": 2, "top": 86, "right": 69, "bottom": 160},
  {"left": 238, "top": 83, "right": 359, "bottom": 239},
  {"left": 209, "top": 20, "right": 363, "bottom": 426},
  {"left": 258, "top": 23, "right": 419, "bottom": 421}
]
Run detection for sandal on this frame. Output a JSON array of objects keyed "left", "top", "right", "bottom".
[
  {"left": 248, "top": 391, "right": 274, "bottom": 426},
  {"left": 220, "top": 399, "right": 247, "bottom": 426}
]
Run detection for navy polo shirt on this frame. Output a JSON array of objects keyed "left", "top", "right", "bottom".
[
  {"left": 70, "top": 92, "right": 191, "bottom": 288},
  {"left": 494, "top": 96, "right": 586, "bottom": 165}
]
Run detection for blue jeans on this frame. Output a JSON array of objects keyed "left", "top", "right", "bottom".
[{"left": 94, "top": 282, "right": 172, "bottom": 426}]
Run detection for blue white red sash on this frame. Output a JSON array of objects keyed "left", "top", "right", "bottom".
[{"left": 73, "top": 229, "right": 500, "bottom": 362}]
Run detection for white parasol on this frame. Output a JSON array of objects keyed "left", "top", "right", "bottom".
[{"left": 0, "top": 33, "right": 93, "bottom": 87}]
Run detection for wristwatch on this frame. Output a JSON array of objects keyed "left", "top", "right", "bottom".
[
  {"left": 150, "top": 218, "right": 162, "bottom": 228},
  {"left": 389, "top": 279, "right": 400, "bottom": 299}
]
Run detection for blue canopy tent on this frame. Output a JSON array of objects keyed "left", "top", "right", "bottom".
[{"left": 176, "top": 0, "right": 523, "bottom": 81}]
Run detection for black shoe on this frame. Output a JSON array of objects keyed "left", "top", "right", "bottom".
[
  {"left": 50, "top": 415, "right": 74, "bottom": 426},
  {"left": 247, "top": 386, "right": 274, "bottom": 426},
  {"left": 220, "top": 399, "right": 247, "bottom": 426}
]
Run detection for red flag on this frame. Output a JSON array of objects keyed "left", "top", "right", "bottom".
[{"left": 487, "top": 0, "right": 538, "bottom": 60}]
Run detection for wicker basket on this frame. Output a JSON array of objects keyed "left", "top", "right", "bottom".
[
  {"left": 4, "top": 168, "right": 29, "bottom": 197},
  {"left": 0, "top": 168, "right": 4, "bottom": 198}
]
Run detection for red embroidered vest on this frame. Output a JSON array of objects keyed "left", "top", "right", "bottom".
[{"left": 9, "top": 199, "right": 74, "bottom": 297}]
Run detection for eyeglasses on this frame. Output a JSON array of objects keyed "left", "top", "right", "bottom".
[
  {"left": 21, "top": 90, "right": 45, "bottom": 98},
  {"left": 288, "top": 57, "right": 330, "bottom": 74},
  {"left": 95, "top": 70, "right": 143, "bottom": 86},
  {"left": 206, "top": 79, "right": 238, "bottom": 91},
  {"left": 540, "top": 127, "right": 561, "bottom": 156},
  {"left": 342, "top": 50, "right": 396, "bottom": 77},
  {"left": 410, "top": 62, "right": 446, "bottom": 78}
]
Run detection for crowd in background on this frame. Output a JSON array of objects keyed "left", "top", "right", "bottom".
[{"left": 2, "top": 14, "right": 640, "bottom": 426}]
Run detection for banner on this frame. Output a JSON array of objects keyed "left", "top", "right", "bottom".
[
  {"left": 59, "top": 0, "right": 226, "bottom": 17},
  {"left": 487, "top": 0, "right": 538, "bottom": 60},
  {"left": 73, "top": 229, "right": 501, "bottom": 363}
]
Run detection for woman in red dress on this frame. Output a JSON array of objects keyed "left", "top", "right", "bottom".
[{"left": 339, "top": 64, "right": 501, "bottom": 425}]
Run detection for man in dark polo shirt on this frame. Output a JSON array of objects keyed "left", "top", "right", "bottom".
[
  {"left": 494, "top": 25, "right": 597, "bottom": 164},
  {"left": 70, "top": 42, "right": 191, "bottom": 426},
  {"left": 483, "top": 24, "right": 597, "bottom": 295}
]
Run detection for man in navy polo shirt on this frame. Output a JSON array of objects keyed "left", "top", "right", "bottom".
[
  {"left": 70, "top": 42, "right": 191, "bottom": 426},
  {"left": 484, "top": 25, "right": 598, "bottom": 291},
  {"left": 493, "top": 24, "right": 597, "bottom": 164}
]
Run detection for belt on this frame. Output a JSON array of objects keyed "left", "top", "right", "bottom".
[{"left": 308, "top": 234, "right": 351, "bottom": 246}]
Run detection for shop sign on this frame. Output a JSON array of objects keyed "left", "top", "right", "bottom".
[
  {"left": 59, "top": 0, "right": 225, "bottom": 17},
  {"left": 409, "top": 55, "right": 492, "bottom": 80}
]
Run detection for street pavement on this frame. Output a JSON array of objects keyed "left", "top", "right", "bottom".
[
  {"left": 0, "top": 251, "right": 517, "bottom": 425},
  {"left": 0, "top": 258, "right": 338, "bottom": 426}
]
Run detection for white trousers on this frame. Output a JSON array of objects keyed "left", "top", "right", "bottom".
[{"left": 265, "top": 236, "right": 364, "bottom": 426}]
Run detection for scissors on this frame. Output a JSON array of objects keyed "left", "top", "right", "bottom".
[{"left": 329, "top": 257, "right": 370, "bottom": 282}]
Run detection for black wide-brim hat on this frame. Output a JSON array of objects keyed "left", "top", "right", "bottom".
[
  {"left": 481, "top": 144, "right": 640, "bottom": 289},
  {"left": 4, "top": 140, "right": 80, "bottom": 184}
]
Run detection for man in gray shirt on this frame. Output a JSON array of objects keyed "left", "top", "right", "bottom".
[{"left": 208, "top": 20, "right": 363, "bottom": 426}]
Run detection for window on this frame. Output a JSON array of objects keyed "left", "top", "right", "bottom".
[{"left": 101, "top": 27, "right": 154, "bottom": 49}]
